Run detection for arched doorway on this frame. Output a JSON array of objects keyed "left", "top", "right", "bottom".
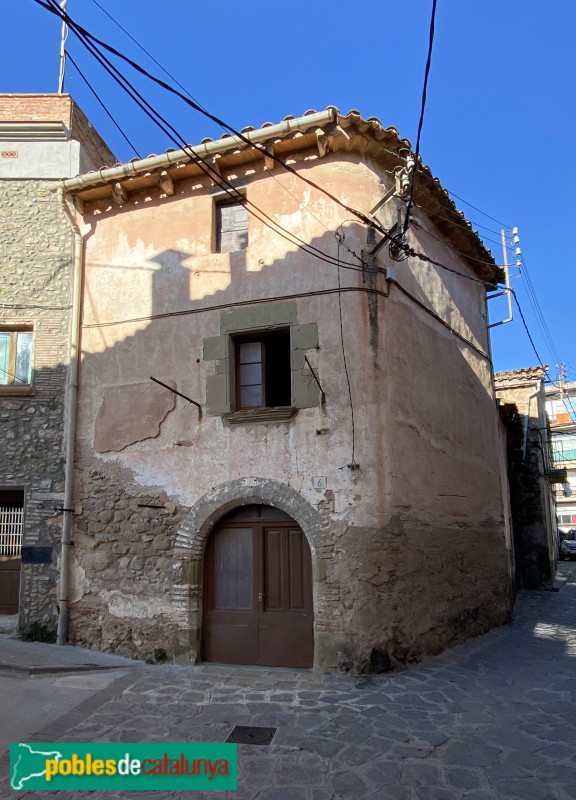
[{"left": 202, "top": 505, "right": 313, "bottom": 668}]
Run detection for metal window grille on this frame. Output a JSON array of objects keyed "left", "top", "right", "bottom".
[{"left": 0, "top": 506, "right": 23, "bottom": 556}]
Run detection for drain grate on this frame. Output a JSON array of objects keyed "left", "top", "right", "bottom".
[{"left": 226, "top": 726, "right": 277, "bottom": 746}]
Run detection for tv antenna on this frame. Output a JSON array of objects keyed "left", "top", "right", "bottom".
[{"left": 57, "top": 1, "right": 68, "bottom": 93}]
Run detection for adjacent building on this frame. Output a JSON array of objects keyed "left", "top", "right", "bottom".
[
  {"left": 56, "top": 107, "right": 514, "bottom": 671},
  {"left": 0, "top": 94, "right": 115, "bottom": 623},
  {"left": 545, "top": 380, "right": 576, "bottom": 529},
  {"left": 495, "top": 367, "right": 559, "bottom": 590}
]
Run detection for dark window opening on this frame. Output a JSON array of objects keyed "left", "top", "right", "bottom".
[
  {"left": 216, "top": 200, "right": 248, "bottom": 253},
  {"left": 235, "top": 330, "right": 291, "bottom": 410}
]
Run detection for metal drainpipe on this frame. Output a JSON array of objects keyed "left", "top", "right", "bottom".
[{"left": 56, "top": 186, "right": 83, "bottom": 645}]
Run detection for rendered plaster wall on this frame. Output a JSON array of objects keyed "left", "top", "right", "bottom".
[
  {"left": 0, "top": 178, "right": 72, "bottom": 627},
  {"left": 0, "top": 94, "right": 116, "bottom": 176},
  {"left": 68, "top": 152, "right": 511, "bottom": 669}
]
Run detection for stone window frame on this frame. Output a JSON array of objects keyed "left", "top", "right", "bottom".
[
  {"left": 0, "top": 323, "right": 35, "bottom": 396},
  {"left": 234, "top": 329, "right": 291, "bottom": 410},
  {"left": 204, "top": 301, "right": 320, "bottom": 424}
]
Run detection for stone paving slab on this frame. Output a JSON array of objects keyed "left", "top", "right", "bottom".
[
  {"left": 0, "top": 634, "right": 140, "bottom": 674},
  {"left": 2, "top": 563, "right": 576, "bottom": 799}
]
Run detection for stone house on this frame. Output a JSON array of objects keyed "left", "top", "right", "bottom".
[
  {"left": 0, "top": 94, "right": 116, "bottom": 626},
  {"left": 495, "top": 367, "right": 560, "bottom": 590},
  {"left": 57, "top": 107, "right": 513, "bottom": 672}
]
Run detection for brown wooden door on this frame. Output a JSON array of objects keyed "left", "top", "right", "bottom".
[
  {"left": 203, "top": 511, "right": 313, "bottom": 668},
  {"left": 0, "top": 559, "right": 21, "bottom": 614}
]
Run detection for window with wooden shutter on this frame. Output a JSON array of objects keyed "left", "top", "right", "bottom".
[{"left": 216, "top": 200, "right": 248, "bottom": 253}]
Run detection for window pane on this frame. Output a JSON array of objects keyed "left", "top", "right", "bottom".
[
  {"left": 239, "top": 362, "right": 262, "bottom": 386},
  {"left": 239, "top": 341, "right": 261, "bottom": 364},
  {"left": 217, "top": 202, "right": 248, "bottom": 253},
  {"left": 0, "top": 334, "right": 9, "bottom": 386},
  {"left": 15, "top": 332, "right": 32, "bottom": 385},
  {"left": 240, "top": 384, "right": 263, "bottom": 408},
  {"left": 213, "top": 527, "right": 253, "bottom": 610}
]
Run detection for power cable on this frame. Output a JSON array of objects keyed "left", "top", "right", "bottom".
[
  {"left": 412, "top": 220, "right": 506, "bottom": 272},
  {"left": 66, "top": 49, "right": 142, "bottom": 158},
  {"left": 506, "top": 295, "right": 576, "bottom": 463},
  {"left": 516, "top": 253, "right": 563, "bottom": 366},
  {"left": 511, "top": 290, "right": 551, "bottom": 383},
  {"left": 88, "top": 0, "right": 207, "bottom": 113},
  {"left": 87, "top": 0, "right": 366, "bottom": 268},
  {"left": 403, "top": 0, "right": 438, "bottom": 234},
  {"left": 413, "top": 201, "right": 515, "bottom": 251},
  {"left": 335, "top": 232, "right": 358, "bottom": 470},
  {"left": 42, "top": 1, "right": 367, "bottom": 275},
  {"left": 36, "top": 0, "right": 386, "bottom": 239},
  {"left": 37, "top": 0, "right": 504, "bottom": 290}
]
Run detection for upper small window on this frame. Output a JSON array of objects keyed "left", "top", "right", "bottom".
[
  {"left": 235, "top": 330, "right": 291, "bottom": 410},
  {"left": 216, "top": 200, "right": 248, "bottom": 253},
  {"left": 0, "top": 329, "right": 33, "bottom": 387}
]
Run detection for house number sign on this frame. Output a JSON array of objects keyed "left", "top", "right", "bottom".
[{"left": 312, "top": 476, "right": 327, "bottom": 489}]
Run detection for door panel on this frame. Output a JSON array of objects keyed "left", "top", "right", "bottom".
[
  {"left": 203, "top": 513, "right": 313, "bottom": 668},
  {"left": 260, "top": 525, "right": 313, "bottom": 668},
  {"left": 0, "top": 559, "right": 21, "bottom": 614},
  {"left": 203, "top": 526, "right": 258, "bottom": 665},
  {"left": 213, "top": 527, "right": 253, "bottom": 610}
]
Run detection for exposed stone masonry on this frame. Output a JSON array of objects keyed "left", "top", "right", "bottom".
[
  {"left": 0, "top": 178, "right": 72, "bottom": 627},
  {"left": 69, "top": 464, "right": 511, "bottom": 672},
  {"left": 69, "top": 464, "right": 186, "bottom": 661}
]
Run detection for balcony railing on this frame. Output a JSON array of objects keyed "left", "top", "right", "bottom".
[{"left": 552, "top": 446, "right": 576, "bottom": 463}]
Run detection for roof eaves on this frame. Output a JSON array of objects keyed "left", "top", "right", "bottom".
[{"left": 62, "top": 105, "right": 499, "bottom": 282}]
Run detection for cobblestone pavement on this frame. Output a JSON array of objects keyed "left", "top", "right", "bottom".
[{"left": 3, "top": 563, "right": 576, "bottom": 800}]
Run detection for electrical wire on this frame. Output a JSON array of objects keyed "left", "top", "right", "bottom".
[
  {"left": 88, "top": 0, "right": 207, "bottom": 113},
  {"left": 0, "top": 303, "right": 70, "bottom": 310},
  {"left": 403, "top": 0, "right": 438, "bottom": 234},
  {"left": 36, "top": 0, "right": 505, "bottom": 290},
  {"left": 81, "top": 286, "right": 390, "bottom": 329},
  {"left": 87, "top": 0, "right": 366, "bottom": 269},
  {"left": 502, "top": 293, "right": 576, "bottom": 462},
  {"left": 412, "top": 220, "right": 506, "bottom": 273},
  {"left": 413, "top": 201, "right": 515, "bottom": 252},
  {"left": 42, "top": 1, "right": 367, "bottom": 275},
  {"left": 511, "top": 247, "right": 576, "bottom": 420},
  {"left": 66, "top": 50, "right": 142, "bottom": 158},
  {"left": 511, "top": 290, "right": 552, "bottom": 384},
  {"left": 44, "top": 0, "right": 492, "bottom": 284},
  {"left": 36, "top": 0, "right": 385, "bottom": 238},
  {"left": 335, "top": 233, "right": 358, "bottom": 470},
  {"left": 517, "top": 253, "right": 563, "bottom": 367},
  {"left": 442, "top": 188, "right": 511, "bottom": 230}
]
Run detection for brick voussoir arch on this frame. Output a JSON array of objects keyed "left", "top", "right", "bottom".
[{"left": 174, "top": 477, "right": 325, "bottom": 558}]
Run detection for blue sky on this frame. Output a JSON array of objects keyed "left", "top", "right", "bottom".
[{"left": 4, "top": 1, "right": 574, "bottom": 380}]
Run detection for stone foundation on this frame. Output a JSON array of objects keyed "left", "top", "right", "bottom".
[{"left": 68, "top": 468, "right": 511, "bottom": 672}]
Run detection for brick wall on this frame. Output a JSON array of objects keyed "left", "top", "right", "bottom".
[
  {"left": 0, "top": 94, "right": 117, "bottom": 169},
  {"left": 0, "top": 94, "right": 73, "bottom": 124}
]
